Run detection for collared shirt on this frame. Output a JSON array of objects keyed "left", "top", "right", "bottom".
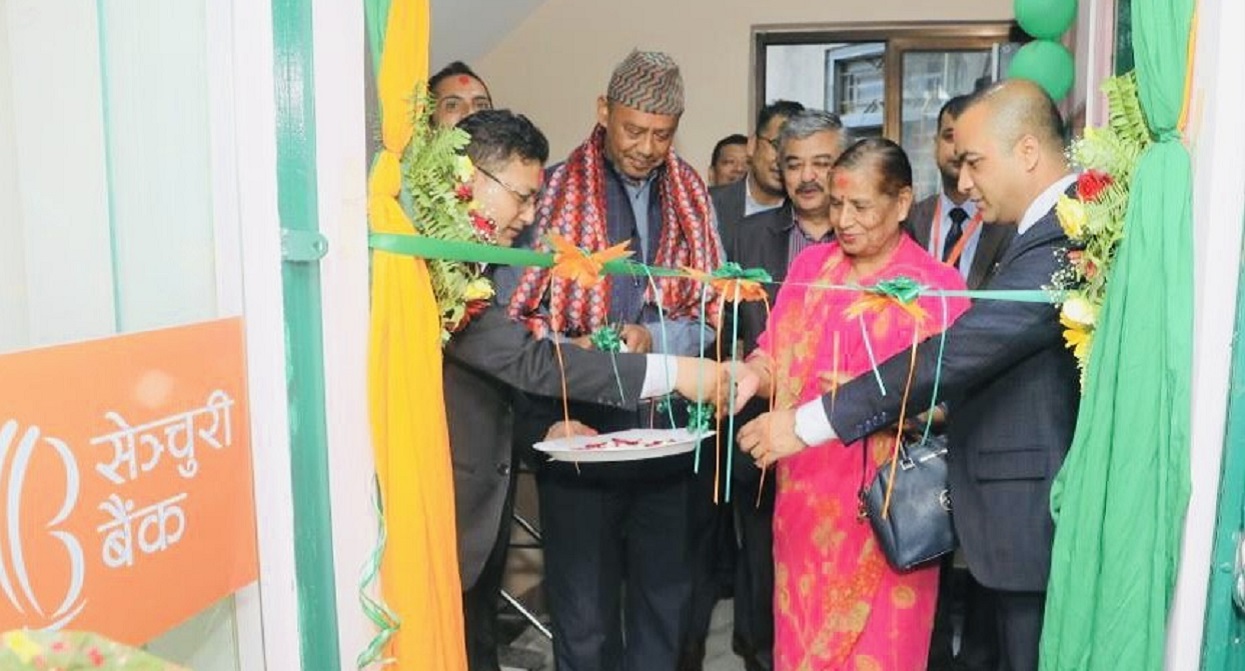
[
  {"left": 744, "top": 175, "right": 784, "bottom": 218},
  {"left": 787, "top": 214, "right": 834, "bottom": 269},
  {"left": 1018, "top": 173, "right": 1078, "bottom": 236},
  {"left": 621, "top": 170, "right": 661, "bottom": 259},
  {"left": 930, "top": 193, "right": 981, "bottom": 281}
]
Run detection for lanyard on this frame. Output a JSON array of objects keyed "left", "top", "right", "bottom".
[{"left": 930, "top": 198, "right": 983, "bottom": 268}]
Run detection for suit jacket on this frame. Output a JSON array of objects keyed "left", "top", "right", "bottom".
[
  {"left": 710, "top": 178, "right": 747, "bottom": 238},
  {"left": 906, "top": 194, "right": 1016, "bottom": 290},
  {"left": 827, "top": 203, "right": 1079, "bottom": 592},
  {"left": 444, "top": 299, "right": 647, "bottom": 589}
]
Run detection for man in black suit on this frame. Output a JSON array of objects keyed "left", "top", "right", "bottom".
[
  {"left": 682, "top": 110, "right": 848, "bottom": 671},
  {"left": 738, "top": 80, "right": 1080, "bottom": 671},
  {"left": 710, "top": 100, "right": 806, "bottom": 238},
  {"left": 909, "top": 94, "right": 1013, "bottom": 671},
  {"left": 445, "top": 110, "right": 746, "bottom": 671}
]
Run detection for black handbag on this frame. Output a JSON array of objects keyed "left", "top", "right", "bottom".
[{"left": 859, "top": 433, "right": 956, "bottom": 572}]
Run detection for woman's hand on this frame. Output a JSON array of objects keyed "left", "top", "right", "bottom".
[{"left": 545, "top": 420, "right": 598, "bottom": 440}]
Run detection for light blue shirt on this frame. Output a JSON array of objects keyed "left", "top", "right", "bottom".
[
  {"left": 929, "top": 193, "right": 981, "bottom": 281},
  {"left": 622, "top": 174, "right": 717, "bottom": 356}
]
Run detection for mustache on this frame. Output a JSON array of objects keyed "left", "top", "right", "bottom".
[{"left": 795, "top": 181, "right": 824, "bottom": 193}]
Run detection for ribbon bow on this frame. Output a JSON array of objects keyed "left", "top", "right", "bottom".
[
  {"left": 685, "top": 262, "right": 772, "bottom": 303},
  {"left": 589, "top": 325, "right": 624, "bottom": 352},
  {"left": 548, "top": 234, "right": 633, "bottom": 289},
  {"left": 844, "top": 276, "right": 928, "bottom": 323}
]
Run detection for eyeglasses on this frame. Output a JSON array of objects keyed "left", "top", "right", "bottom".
[
  {"left": 477, "top": 165, "right": 539, "bottom": 208},
  {"left": 757, "top": 135, "right": 781, "bottom": 151}
]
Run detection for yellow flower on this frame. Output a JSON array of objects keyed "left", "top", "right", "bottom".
[
  {"left": 3, "top": 631, "right": 42, "bottom": 663},
  {"left": 454, "top": 154, "right": 475, "bottom": 184},
  {"left": 1056, "top": 195, "right": 1088, "bottom": 240},
  {"left": 463, "top": 278, "right": 494, "bottom": 302},
  {"left": 1060, "top": 310, "right": 1095, "bottom": 362}
]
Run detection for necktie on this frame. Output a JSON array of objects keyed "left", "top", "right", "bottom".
[{"left": 944, "top": 207, "right": 969, "bottom": 267}]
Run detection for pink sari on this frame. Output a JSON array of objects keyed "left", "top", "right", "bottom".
[{"left": 755, "top": 237, "right": 970, "bottom": 671}]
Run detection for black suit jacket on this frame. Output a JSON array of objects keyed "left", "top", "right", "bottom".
[
  {"left": 444, "top": 300, "right": 647, "bottom": 589},
  {"left": 905, "top": 194, "right": 1016, "bottom": 290},
  {"left": 827, "top": 202, "right": 1079, "bottom": 592},
  {"left": 710, "top": 178, "right": 747, "bottom": 238}
]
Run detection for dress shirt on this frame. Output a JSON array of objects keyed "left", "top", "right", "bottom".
[
  {"left": 640, "top": 354, "right": 681, "bottom": 398},
  {"left": 1018, "top": 174, "right": 1077, "bottom": 236},
  {"left": 787, "top": 215, "right": 834, "bottom": 269},
  {"left": 744, "top": 175, "right": 784, "bottom": 218},
  {"left": 931, "top": 193, "right": 981, "bottom": 281}
]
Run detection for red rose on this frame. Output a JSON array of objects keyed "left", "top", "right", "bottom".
[
  {"left": 455, "top": 183, "right": 473, "bottom": 202},
  {"left": 1076, "top": 170, "right": 1114, "bottom": 202},
  {"left": 470, "top": 211, "right": 495, "bottom": 238}
]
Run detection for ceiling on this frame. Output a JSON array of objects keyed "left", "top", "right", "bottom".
[{"left": 429, "top": 0, "right": 548, "bottom": 67}]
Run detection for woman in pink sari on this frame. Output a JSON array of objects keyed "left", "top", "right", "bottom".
[{"left": 744, "top": 138, "right": 971, "bottom": 670}]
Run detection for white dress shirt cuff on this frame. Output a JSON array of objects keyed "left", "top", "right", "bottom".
[
  {"left": 794, "top": 399, "right": 837, "bottom": 447},
  {"left": 641, "top": 354, "right": 678, "bottom": 399}
]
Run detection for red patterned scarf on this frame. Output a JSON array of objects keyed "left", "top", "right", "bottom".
[{"left": 507, "top": 125, "right": 723, "bottom": 335}]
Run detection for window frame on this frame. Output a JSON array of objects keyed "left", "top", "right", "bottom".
[{"left": 752, "top": 22, "right": 1020, "bottom": 141}]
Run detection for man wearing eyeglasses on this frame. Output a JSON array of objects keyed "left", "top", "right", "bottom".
[
  {"left": 710, "top": 100, "right": 805, "bottom": 240},
  {"left": 447, "top": 109, "right": 750, "bottom": 671}
]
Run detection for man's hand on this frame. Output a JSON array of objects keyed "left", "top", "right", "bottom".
[
  {"left": 620, "top": 324, "right": 653, "bottom": 354},
  {"left": 738, "top": 409, "right": 808, "bottom": 468},
  {"left": 671, "top": 359, "right": 759, "bottom": 415},
  {"left": 545, "top": 420, "right": 598, "bottom": 440}
]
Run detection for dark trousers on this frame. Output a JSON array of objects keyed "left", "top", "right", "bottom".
[
  {"left": 927, "top": 555, "right": 999, "bottom": 670},
  {"left": 539, "top": 469, "right": 693, "bottom": 671},
  {"left": 988, "top": 589, "right": 1045, "bottom": 671},
  {"left": 731, "top": 475, "right": 774, "bottom": 671},
  {"left": 679, "top": 455, "right": 736, "bottom": 670},
  {"left": 462, "top": 466, "right": 518, "bottom": 671}
]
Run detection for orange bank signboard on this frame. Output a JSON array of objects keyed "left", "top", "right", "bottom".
[{"left": 0, "top": 318, "right": 259, "bottom": 644}]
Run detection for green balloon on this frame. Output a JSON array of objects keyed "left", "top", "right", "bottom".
[
  {"left": 1015, "top": 0, "right": 1078, "bottom": 40},
  {"left": 1007, "top": 40, "right": 1075, "bottom": 101}
]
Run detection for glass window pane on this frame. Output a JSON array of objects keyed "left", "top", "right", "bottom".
[{"left": 899, "top": 50, "right": 994, "bottom": 200}]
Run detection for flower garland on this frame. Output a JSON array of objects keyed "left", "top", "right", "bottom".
[
  {"left": 399, "top": 86, "right": 495, "bottom": 342},
  {"left": 1052, "top": 72, "right": 1152, "bottom": 384}
]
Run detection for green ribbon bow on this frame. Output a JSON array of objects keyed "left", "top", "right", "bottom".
[
  {"left": 687, "top": 402, "right": 715, "bottom": 434},
  {"left": 589, "top": 326, "right": 624, "bottom": 352},
  {"left": 869, "top": 276, "right": 925, "bottom": 304},
  {"left": 712, "top": 262, "right": 774, "bottom": 283}
]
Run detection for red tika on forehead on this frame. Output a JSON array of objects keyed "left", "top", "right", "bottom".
[
  {"left": 834, "top": 173, "right": 850, "bottom": 188},
  {"left": 457, "top": 75, "right": 472, "bottom": 85}
]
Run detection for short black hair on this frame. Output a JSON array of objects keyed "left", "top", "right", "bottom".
[
  {"left": 711, "top": 134, "right": 748, "bottom": 167},
  {"left": 755, "top": 100, "right": 806, "bottom": 136},
  {"left": 937, "top": 94, "right": 972, "bottom": 130},
  {"left": 457, "top": 109, "right": 549, "bottom": 169},
  {"left": 429, "top": 61, "right": 492, "bottom": 100}
]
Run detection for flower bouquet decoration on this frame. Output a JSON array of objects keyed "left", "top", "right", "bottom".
[
  {"left": 399, "top": 87, "right": 496, "bottom": 342},
  {"left": 1052, "top": 72, "right": 1152, "bottom": 384}
]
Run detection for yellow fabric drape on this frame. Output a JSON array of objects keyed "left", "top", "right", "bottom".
[{"left": 367, "top": 0, "right": 467, "bottom": 668}]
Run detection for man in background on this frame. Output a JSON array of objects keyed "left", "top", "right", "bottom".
[
  {"left": 708, "top": 133, "right": 749, "bottom": 186},
  {"left": 710, "top": 100, "right": 805, "bottom": 238},
  {"left": 430, "top": 60, "right": 493, "bottom": 128}
]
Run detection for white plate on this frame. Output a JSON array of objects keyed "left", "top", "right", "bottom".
[{"left": 533, "top": 427, "right": 714, "bottom": 463}]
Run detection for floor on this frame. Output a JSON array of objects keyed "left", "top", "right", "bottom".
[{"left": 501, "top": 598, "right": 745, "bottom": 671}]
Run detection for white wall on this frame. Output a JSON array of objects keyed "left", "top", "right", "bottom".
[
  {"left": 1166, "top": 0, "right": 1245, "bottom": 668},
  {"left": 474, "top": 0, "right": 1013, "bottom": 169}
]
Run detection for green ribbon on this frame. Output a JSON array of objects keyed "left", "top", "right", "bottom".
[
  {"left": 688, "top": 402, "right": 714, "bottom": 434},
  {"left": 369, "top": 233, "right": 1054, "bottom": 303},
  {"left": 869, "top": 276, "right": 924, "bottom": 304},
  {"left": 590, "top": 326, "right": 629, "bottom": 404},
  {"left": 356, "top": 476, "right": 399, "bottom": 669},
  {"left": 712, "top": 262, "right": 774, "bottom": 284}
]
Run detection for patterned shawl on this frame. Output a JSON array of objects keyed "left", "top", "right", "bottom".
[{"left": 507, "top": 125, "right": 723, "bottom": 335}]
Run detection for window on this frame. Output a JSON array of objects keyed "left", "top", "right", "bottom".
[{"left": 757, "top": 23, "right": 1021, "bottom": 201}]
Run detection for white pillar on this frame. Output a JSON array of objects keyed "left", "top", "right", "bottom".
[{"left": 1166, "top": 0, "right": 1245, "bottom": 668}]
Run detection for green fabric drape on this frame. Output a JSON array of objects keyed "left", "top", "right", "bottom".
[
  {"left": 364, "top": 0, "right": 392, "bottom": 81},
  {"left": 1040, "top": 1, "right": 1195, "bottom": 670}
]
